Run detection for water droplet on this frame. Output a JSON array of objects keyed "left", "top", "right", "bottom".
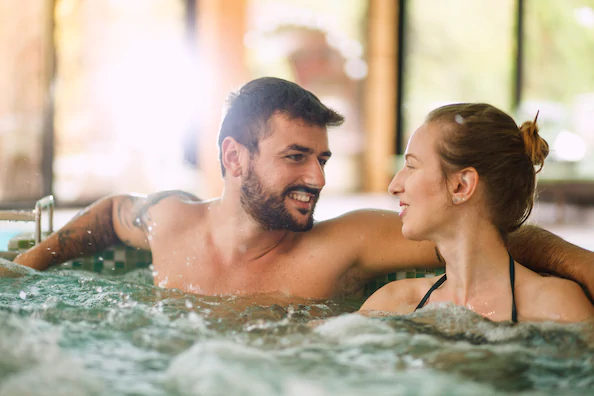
[
  {"left": 455, "top": 114, "right": 465, "bottom": 124},
  {"left": 87, "top": 230, "right": 92, "bottom": 234},
  {"left": 147, "top": 235, "right": 153, "bottom": 241},
  {"left": 185, "top": 300, "right": 193, "bottom": 308},
  {"left": 96, "top": 287, "right": 103, "bottom": 293},
  {"left": 152, "top": 271, "right": 159, "bottom": 276},
  {"left": 98, "top": 257, "right": 104, "bottom": 261},
  {"left": 147, "top": 226, "right": 153, "bottom": 232},
  {"left": 19, "top": 291, "right": 27, "bottom": 300}
]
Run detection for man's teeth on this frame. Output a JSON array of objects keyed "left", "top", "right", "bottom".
[{"left": 289, "top": 193, "right": 311, "bottom": 203}]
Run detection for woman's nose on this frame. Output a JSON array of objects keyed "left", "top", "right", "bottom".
[{"left": 388, "top": 168, "right": 405, "bottom": 196}]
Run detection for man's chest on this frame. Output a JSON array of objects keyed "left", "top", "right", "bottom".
[{"left": 149, "top": 241, "right": 346, "bottom": 298}]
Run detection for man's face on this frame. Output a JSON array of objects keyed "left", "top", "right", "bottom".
[{"left": 240, "top": 114, "right": 331, "bottom": 232}]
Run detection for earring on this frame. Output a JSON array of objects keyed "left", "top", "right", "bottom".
[{"left": 453, "top": 198, "right": 459, "bottom": 204}]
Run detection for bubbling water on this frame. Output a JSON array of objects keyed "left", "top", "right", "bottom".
[{"left": 0, "top": 260, "right": 593, "bottom": 396}]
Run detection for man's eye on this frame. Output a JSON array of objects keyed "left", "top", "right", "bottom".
[
  {"left": 319, "top": 158, "right": 328, "bottom": 166},
  {"left": 287, "top": 154, "right": 304, "bottom": 161}
]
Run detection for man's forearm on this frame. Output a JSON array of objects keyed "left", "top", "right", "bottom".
[
  {"left": 507, "top": 224, "right": 594, "bottom": 298},
  {"left": 14, "top": 197, "right": 120, "bottom": 271}
]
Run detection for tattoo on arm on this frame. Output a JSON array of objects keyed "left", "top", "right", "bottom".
[
  {"left": 116, "top": 196, "right": 137, "bottom": 231},
  {"left": 51, "top": 205, "right": 119, "bottom": 265},
  {"left": 133, "top": 190, "right": 200, "bottom": 233}
]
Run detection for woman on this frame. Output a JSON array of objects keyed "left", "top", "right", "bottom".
[{"left": 360, "top": 103, "right": 594, "bottom": 323}]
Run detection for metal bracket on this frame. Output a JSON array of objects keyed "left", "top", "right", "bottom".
[{"left": 0, "top": 195, "right": 55, "bottom": 245}]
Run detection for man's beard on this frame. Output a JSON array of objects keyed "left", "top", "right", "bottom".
[{"left": 240, "top": 166, "right": 319, "bottom": 232}]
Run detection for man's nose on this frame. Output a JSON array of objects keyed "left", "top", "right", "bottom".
[{"left": 303, "top": 159, "right": 326, "bottom": 189}]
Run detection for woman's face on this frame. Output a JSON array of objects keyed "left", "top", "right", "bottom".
[{"left": 389, "top": 122, "right": 453, "bottom": 241}]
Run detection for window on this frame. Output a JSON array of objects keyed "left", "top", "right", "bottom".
[
  {"left": 0, "top": 0, "right": 53, "bottom": 207},
  {"left": 521, "top": 0, "right": 594, "bottom": 180},
  {"left": 53, "top": 0, "right": 198, "bottom": 204},
  {"left": 401, "top": 0, "right": 516, "bottom": 149}
]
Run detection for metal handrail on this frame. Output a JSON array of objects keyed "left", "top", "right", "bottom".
[
  {"left": 0, "top": 195, "right": 55, "bottom": 245},
  {"left": 34, "top": 195, "right": 54, "bottom": 243}
]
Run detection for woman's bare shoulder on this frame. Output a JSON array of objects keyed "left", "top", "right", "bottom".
[
  {"left": 518, "top": 271, "right": 594, "bottom": 323},
  {"left": 359, "top": 277, "right": 436, "bottom": 314}
]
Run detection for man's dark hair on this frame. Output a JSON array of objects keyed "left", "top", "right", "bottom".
[{"left": 218, "top": 77, "right": 344, "bottom": 176}]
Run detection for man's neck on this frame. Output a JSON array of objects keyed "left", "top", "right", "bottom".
[{"left": 208, "top": 197, "right": 291, "bottom": 264}]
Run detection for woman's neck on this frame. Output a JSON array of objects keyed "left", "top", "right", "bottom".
[{"left": 434, "top": 218, "right": 510, "bottom": 306}]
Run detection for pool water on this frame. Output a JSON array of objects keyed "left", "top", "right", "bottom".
[
  {"left": 0, "top": 259, "right": 593, "bottom": 396},
  {"left": 0, "top": 230, "right": 21, "bottom": 251}
]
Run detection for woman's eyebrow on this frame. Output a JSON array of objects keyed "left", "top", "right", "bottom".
[{"left": 404, "top": 153, "right": 420, "bottom": 162}]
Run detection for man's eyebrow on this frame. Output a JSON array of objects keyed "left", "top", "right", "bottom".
[{"left": 281, "top": 144, "right": 332, "bottom": 157}]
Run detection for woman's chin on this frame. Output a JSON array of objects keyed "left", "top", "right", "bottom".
[{"left": 402, "top": 226, "right": 425, "bottom": 241}]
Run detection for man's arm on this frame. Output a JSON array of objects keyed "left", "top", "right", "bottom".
[
  {"left": 507, "top": 224, "right": 594, "bottom": 300},
  {"left": 329, "top": 209, "right": 442, "bottom": 281},
  {"left": 13, "top": 190, "right": 199, "bottom": 271}
]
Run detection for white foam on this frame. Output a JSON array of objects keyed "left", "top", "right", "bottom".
[
  {"left": 163, "top": 340, "right": 280, "bottom": 396},
  {"left": 0, "top": 360, "right": 103, "bottom": 396},
  {"left": 0, "top": 314, "right": 102, "bottom": 396},
  {"left": 0, "top": 314, "right": 61, "bottom": 373}
]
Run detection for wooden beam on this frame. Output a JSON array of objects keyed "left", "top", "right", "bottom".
[
  {"left": 363, "top": 0, "right": 399, "bottom": 192},
  {"left": 195, "top": 0, "right": 249, "bottom": 198}
]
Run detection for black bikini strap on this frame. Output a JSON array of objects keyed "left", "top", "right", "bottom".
[
  {"left": 415, "top": 273, "right": 447, "bottom": 311},
  {"left": 509, "top": 254, "right": 518, "bottom": 323}
]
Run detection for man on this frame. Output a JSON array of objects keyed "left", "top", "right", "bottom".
[{"left": 13, "top": 77, "right": 594, "bottom": 300}]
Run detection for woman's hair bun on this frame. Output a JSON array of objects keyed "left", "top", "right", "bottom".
[{"left": 519, "top": 111, "right": 549, "bottom": 173}]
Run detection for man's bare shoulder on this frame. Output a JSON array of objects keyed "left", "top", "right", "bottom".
[{"left": 139, "top": 191, "right": 205, "bottom": 231}]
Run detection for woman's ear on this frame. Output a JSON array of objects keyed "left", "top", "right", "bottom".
[
  {"left": 221, "top": 137, "right": 244, "bottom": 177},
  {"left": 449, "top": 167, "right": 478, "bottom": 204}
]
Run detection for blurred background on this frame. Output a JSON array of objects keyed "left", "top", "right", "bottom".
[{"left": 1, "top": 0, "right": 593, "bottom": 240}]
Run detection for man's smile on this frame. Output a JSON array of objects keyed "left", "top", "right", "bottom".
[{"left": 288, "top": 192, "right": 312, "bottom": 203}]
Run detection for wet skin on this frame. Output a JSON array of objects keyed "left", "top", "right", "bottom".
[{"left": 12, "top": 116, "right": 594, "bottom": 301}]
